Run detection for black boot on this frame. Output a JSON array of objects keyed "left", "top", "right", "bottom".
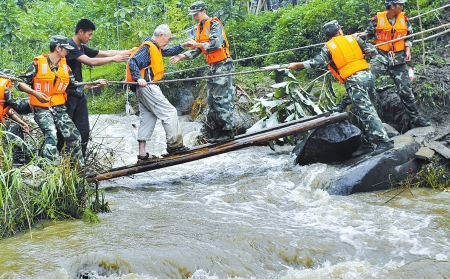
[
  {"left": 411, "top": 117, "right": 431, "bottom": 127},
  {"left": 371, "top": 141, "right": 394, "bottom": 156}
]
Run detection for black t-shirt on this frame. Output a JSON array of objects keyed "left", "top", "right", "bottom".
[{"left": 66, "top": 39, "right": 100, "bottom": 82}]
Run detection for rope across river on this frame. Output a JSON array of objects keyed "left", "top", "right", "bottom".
[
  {"left": 1, "top": 19, "right": 449, "bottom": 87},
  {"left": 163, "top": 3, "right": 450, "bottom": 76}
]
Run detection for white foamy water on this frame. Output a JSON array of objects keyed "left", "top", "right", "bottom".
[{"left": 1, "top": 114, "right": 449, "bottom": 279}]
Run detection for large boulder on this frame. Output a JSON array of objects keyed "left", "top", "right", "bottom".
[
  {"left": 295, "top": 121, "right": 361, "bottom": 165},
  {"left": 297, "top": 134, "right": 423, "bottom": 195},
  {"left": 328, "top": 134, "right": 421, "bottom": 194}
]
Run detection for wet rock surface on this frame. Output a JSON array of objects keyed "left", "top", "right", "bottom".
[
  {"left": 295, "top": 35, "right": 450, "bottom": 195},
  {"left": 295, "top": 121, "right": 361, "bottom": 165}
]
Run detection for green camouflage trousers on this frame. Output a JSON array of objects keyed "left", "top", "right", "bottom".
[
  {"left": 345, "top": 70, "right": 390, "bottom": 144},
  {"left": 369, "top": 55, "right": 420, "bottom": 121},
  {"left": 207, "top": 58, "right": 235, "bottom": 131},
  {"left": 3, "top": 119, "right": 33, "bottom": 164},
  {"left": 33, "top": 106, "right": 85, "bottom": 167}
]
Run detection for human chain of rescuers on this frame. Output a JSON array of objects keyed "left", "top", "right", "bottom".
[{"left": 1, "top": 0, "right": 449, "bottom": 177}]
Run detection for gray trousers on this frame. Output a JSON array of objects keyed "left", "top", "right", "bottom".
[{"left": 136, "top": 84, "right": 183, "bottom": 149}]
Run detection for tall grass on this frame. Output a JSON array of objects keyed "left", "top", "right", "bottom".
[{"left": 0, "top": 126, "right": 103, "bottom": 239}]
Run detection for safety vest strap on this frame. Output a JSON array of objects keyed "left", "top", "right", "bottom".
[
  {"left": 375, "top": 12, "right": 407, "bottom": 52},
  {"left": 196, "top": 17, "right": 231, "bottom": 64},
  {"left": 30, "top": 55, "right": 69, "bottom": 108}
]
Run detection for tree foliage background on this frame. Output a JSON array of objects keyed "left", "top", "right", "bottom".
[{"left": 0, "top": 0, "right": 447, "bottom": 83}]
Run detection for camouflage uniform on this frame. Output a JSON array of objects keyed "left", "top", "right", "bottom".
[
  {"left": 303, "top": 35, "right": 391, "bottom": 145},
  {"left": 1, "top": 86, "right": 33, "bottom": 164},
  {"left": 182, "top": 17, "right": 235, "bottom": 133},
  {"left": 338, "top": 9, "right": 429, "bottom": 126},
  {"left": 365, "top": 14, "right": 424, "bottom": 122},
  {"left": 3, "top": 118, "right": 32, "bottom": 164},
  {"left": 17, "top": 57, "right": 85, "bottom": 167}
]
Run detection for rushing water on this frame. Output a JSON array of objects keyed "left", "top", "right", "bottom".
[{"left": 1, "top": 115, "right": 449, "bottom": 279}]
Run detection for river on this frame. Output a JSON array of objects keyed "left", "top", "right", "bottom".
[{"left": 1, "top": 115, "right": 449, "bottom": 279}]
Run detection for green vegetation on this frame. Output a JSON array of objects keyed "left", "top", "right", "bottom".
[
  {"left": 414, "top": 159, "right": 450, "bottom": 190},
  {"left": 0, "top": 128, "right": 107, "bottom": 239},
  {"left": 389, "top": 158, "right": 450, "bottom": 194},
  {"left": 1, "top": 0, "right": 449, "bottom": 237}
]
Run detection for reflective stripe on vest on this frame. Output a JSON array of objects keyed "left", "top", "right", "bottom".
[
  {"left": 196, "top": 17, "right": 231, "bottom": 64},
  {"left": 375, "top": 12, "right": 407, "bottom": 52},
  {"left": 325, "top": 35, "right": 370, "bottom": 83},
  {"left": 31, "top": 55, "right": 70, "bottom": 108},
  {"left": 126, "top": 41, "right": 164, "bottom": 82}
]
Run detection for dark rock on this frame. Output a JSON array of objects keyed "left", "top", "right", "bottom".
[
  {"left": 174, "top": 89, "right": 195, "bottom": 116},
  {"left": 233, "top": 105, "right": 254, "bottom": 135},
  {"left": 383, "top": 123, "right": 400, "bottom": 138},
  {"left": 295, "top": 121, "right": 361, "bottom": 165},
  {"left": 328, "top": 134, "right": 421, "bottom": 195}
]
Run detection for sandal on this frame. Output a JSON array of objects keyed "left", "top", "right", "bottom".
[{"left": 137, "top": 152, "right": 157, "bottom": 163}]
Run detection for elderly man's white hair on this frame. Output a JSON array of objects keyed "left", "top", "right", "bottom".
[{"left": 153, "top": 24, "right": 171, "bottom": 36}]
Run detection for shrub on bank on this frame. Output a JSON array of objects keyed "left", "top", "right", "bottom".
[{"left": 0, "top": 128, "right": 102, "bottom": 239}]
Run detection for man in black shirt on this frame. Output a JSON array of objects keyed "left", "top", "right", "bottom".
[{"left": 57, "top": 19, "right": 134, "bottom": 158}]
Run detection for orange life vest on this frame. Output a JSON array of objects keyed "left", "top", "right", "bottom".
[
  {"left": 126, "top": 41, "right": 164, "bottom": 82},
  {"left": 196, "top": 17, "right": 231, "bottom": 65},
  {"left": 375, "top": 12, "right": 408, "bottom": 52},
  {"left": 30, "top": 55, "right": 70, "bottom": 108},
  {"left": 325, "top": 35, "right": 370, "bottom": 84},
  {"left": 0, "top": 78, "right": 12, "bottom": 122}
]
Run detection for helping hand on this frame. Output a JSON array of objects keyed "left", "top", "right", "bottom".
[
  {"left": 95, "top": 79, "right": 109, "bottom": 86},
  {"left": 183, "top": 39, "right": 198, "bottom": 49},
  {"left": 22, "top": 123, "right": 30, "bottom": 134},
  {"left": 36, "top": 92, "right": 50, "bottom": 103},
  {"left": 170, "top": 54, "right": 184, "bottom": 64},
  {"left": 137, "top": 78, "right": 147, "bottom": 87},
  {"left": 286, "top": 63, "right": 296, "bottom": 70},
  {"left": 405, "top": 48, "right": 412, "bottom": 62},
  {"left": 112, "top": 54, "right": 130, "bottom": 62}
]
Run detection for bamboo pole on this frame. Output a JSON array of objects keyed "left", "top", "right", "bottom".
[
  {"left": 87, "top": 112, "right": 348, "bottom": 182},
  {"left": 416, "top": 0, "right": 426, "bottom": 74}
]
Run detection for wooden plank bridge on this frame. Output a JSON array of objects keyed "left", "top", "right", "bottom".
[{"left": 87, "top": 112, "right": 349, "bottom": 183}]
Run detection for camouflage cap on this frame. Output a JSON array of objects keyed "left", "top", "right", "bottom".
[
  {"left": 188, "top": 1, "right": 207, "bottom": 15},
  {"left": 385, "top": 0, "right": 406, "bottom": 6},
  {"left": 323, "top": 20, "right": 341, "bottom": 38},
  {"left": 49, "top": 35, "right": 74, "bottom": 50},
  {"left": 0, "top": 68, "right": 14, "bottom": 76}
]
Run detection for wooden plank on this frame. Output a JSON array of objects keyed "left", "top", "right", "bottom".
[
  {"left": 415, "top": 147, "right": 435, "bottom": 160},
  {"left": 99, "top": 111, "right": 332, "bottom": 173},
  {"left": 87, "top": 112, "right": 349, "bottom": 182},
  {"left": 424, "top": 141, "right": 450, "bottom": 159}
]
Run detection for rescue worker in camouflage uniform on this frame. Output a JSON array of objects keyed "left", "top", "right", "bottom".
[
  {"left": 170, "top": 1, "right": 236, "bottom": 143},
  {"left": 334, "top": 0, "right": 431, "bottom": 128},
  {"left": 16, "top": 35, "right": 94, "bottom": 175},
  {"left": 0, "top": 69, "right": 33, "bottom": 164},
  {"left": 287, "top": 20, "right": 394, "bottom": 156},
  {"left": 127, "top": 24, "right": 192, "bottom": 162}
]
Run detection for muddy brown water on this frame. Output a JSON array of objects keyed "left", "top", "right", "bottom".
[{"left": 0, "top": 117, "right": 449, "bottom": 278}]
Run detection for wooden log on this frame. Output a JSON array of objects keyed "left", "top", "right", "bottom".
[
  {"left": 100, "top": 111, "right": 332, "bottom": 173},
  {"left": 87, "top": 112, "right": 349, "bottom": 182}
]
